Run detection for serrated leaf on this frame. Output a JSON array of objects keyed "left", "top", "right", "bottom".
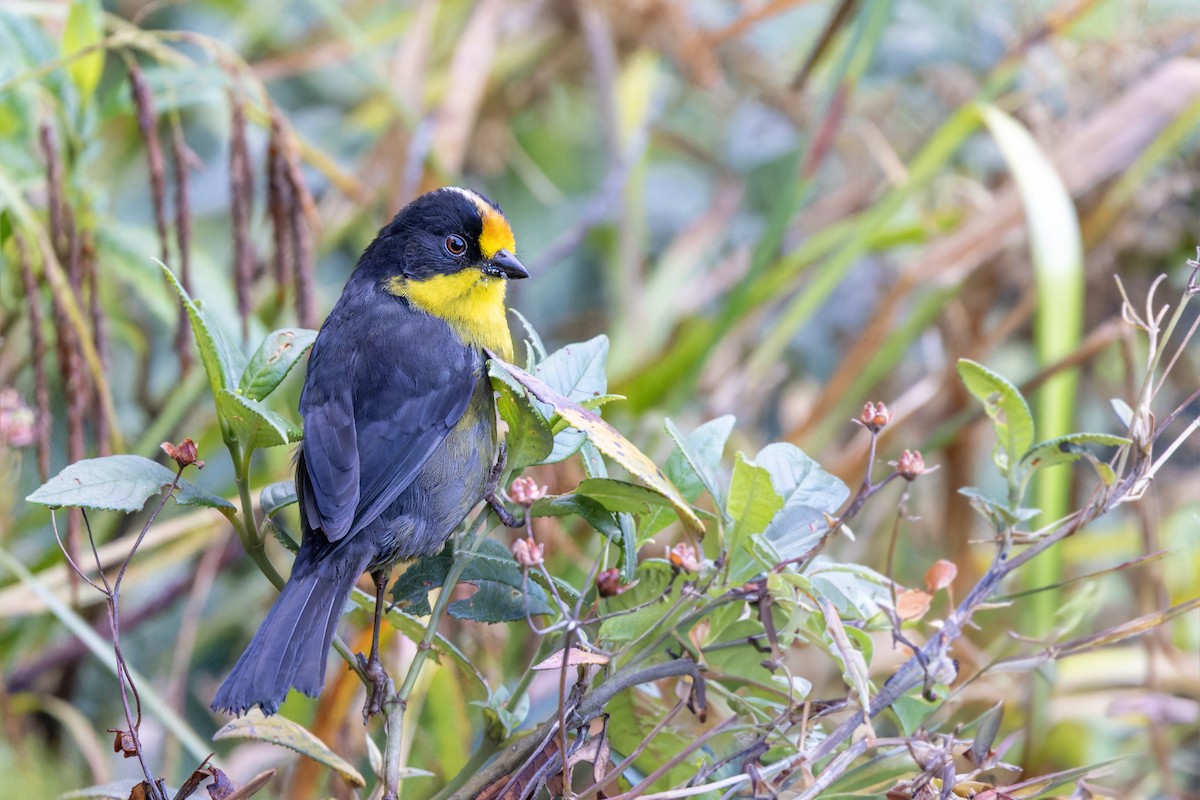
[
  {"left": 216, "top": 390, "right": 303, "bottom": 449},
  {"left": 509, "top": 308, "right": 547, "bottom": 367},
  {"left": 239, "top": 328, "right": 317, "bottom": 401},
  {"left": 262, "top": 517, "right": 299, "bottom": 554},
  {"left": 726, "top": 453, "right": 784, "bottom": 580},
  {"left": 388, "top": 543, "right": 452, "bottom": 616},
  {"left": 808, "top": 561, "right": 891, "bottom": 620},
  {"left": 161, "top": 263, "right": 244, "bottom": 399},
  {"left": 489, "top": 363, "right": 554, "bottom": 470},
  {"left": 448, "top": 579, "right": 552, "bottom": 623},
  {"left": 664, "top": 415, "right": 734, "bottom": 508},
  {"left": 390, "top": 539, "right": 551, "bottom": 621},
  {"left": 260, "top": 480, "right": 298, "bottom": 516},
  {"left": 530, "top": 493, "right": 621, "bottom": 540},
  {"left": 1019, "top": 432, "right": 1129, "bottom": 485},
  {"left": 531, "top": 335, "right": 610, "bottom": 463},
  {"left": 213, "top": 709, "right": 364, "bottom": 787},
  {"left": 574, "top": 477, "right": 675, "bottom": 514},
  {"left": 63, "top": 0, "right": 103, "bottom": 103},
  {"left": 957, "top": 359, "right": 1034, "bottom": 474},
  {"left": 959, "top": 487, "right": 1041, "bottom": 527},
  {"left": 26, "top": 455, "right": 234, "bottom": 513},
  {"left": 755, "top": 443, "right": 849, "bottom": 563},
  {"left": 489, "top": 355, "right": 702, "bottom": 534}
]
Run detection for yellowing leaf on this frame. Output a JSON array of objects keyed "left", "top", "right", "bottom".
[
  {"left": 213, "top": 709, "right": 365, "bottom": 787},
  {"left": 489, "top": 355, "right": 703, "bottom": 535}
]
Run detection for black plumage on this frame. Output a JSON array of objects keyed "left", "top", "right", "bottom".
[{"left": 212, "top": 188, "right": 524, "bottom": 716}]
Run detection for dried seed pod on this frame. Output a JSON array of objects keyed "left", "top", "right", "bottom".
[
  {"left": 128, "top": 61, "right": 169, "bottom": 268},
  {"left": 227, "top": 87, "right": 256, "bottom": 341},
  {"left": 16, "top": 235, "right": 51, "bottom": 482},
  {"left": 169, "top": 119, "right": 194, "bottom": 372}
]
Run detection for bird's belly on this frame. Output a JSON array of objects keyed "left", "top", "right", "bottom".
[{"left": 370, "top": 376, "right": 497, "bottom": 565}]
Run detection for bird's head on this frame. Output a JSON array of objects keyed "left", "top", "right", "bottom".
[{"left": 363, "top": 187, "right": 528, "bottom": 359}]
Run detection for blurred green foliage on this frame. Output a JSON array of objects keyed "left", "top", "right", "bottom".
[{"left": 1, "top": 1, "right": 1198, "bottom": 798}]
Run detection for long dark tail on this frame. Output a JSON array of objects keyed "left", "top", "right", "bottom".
[{"left": 211, "top": 540, "right": 373, "bottom": 716}]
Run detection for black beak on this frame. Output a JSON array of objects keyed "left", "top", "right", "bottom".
[{"left": 483, "top": 249, "right": 529, "bottom": 280}]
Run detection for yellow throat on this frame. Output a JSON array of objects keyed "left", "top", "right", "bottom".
[
  {"left": 390, "top": 270, "right": 514, "bottom": 362},
  {"left": 389, "top": 190, "right": 517, "bottom": 361}
]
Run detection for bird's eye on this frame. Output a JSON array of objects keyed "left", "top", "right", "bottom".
[{"left": 444, "top": 235, "right": 467, "bottom": 256}]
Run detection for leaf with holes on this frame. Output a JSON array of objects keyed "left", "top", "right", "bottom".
[{"left": 239, "top": 328, "right": 317, "bottom": 401}]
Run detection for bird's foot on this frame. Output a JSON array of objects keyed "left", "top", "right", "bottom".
[
  {"left": 485, "top": 443, "right": 524, "bottom": 528},
  {"left": 357, "top": 651, "right": 394, "bottom": 723}
]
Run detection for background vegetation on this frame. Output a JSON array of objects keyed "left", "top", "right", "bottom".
[{"left": 1, "top": 0, "right": 1197, "bottom": 798}]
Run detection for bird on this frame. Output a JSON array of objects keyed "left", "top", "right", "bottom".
[{"left": 211, "top": 186, "right": 528, "bottom": 717}]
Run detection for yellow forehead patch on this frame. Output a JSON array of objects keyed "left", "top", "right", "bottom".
[{"left": 467, "top": 193, "right": 516, "bottom": 259}]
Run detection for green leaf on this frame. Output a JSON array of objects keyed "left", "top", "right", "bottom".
[
  {"left": 59, "top": 780, "right": 179, "bottom": 800},
  {"left": 956, "top": 359, "right": 1035, "bottom": 474},
  {"left": 889, "top": 688, "right": 940, "bottom": 736},
  {"left": 391, "top": 539, "right": 552, "bottom": 622},
  {"left": 598, "top": 560, "right": 676, "bottom": 643},
  {"left": 532, "top": 335, "right": 610, "bottom": 463},
  {"left": 63, "top": 0, "right": 104, "bottom": 104},
  {"left": 530, "top": 493, "right": 621, "bottom": 540},
  {"left": 216, "top": 389, "right": 303, "bottom": 449},
  {"left": 1019, "top": 432, "right": 1129, "bottom": 485},
  {"left": 161, "top": 263, "right": 244, "bottom": 399},
  {"left": 808, "top": 561, "right": 891, "bottom": 620},
  {"left": 263, "top": 517, "right": 299, "bottom": 554},
  {"left": 214, "top": 709, "right": 365, "bottom": 787},
  {"left": 664, "top": 415, "right": 734, "bottom": 508},
  {"left": 260, "top": 480, "right": 298, "bottom": 516},
  {"left": 958, "top": 487, "right": 1041, "bottom": 528},
  {"left": 239, "top": 328, "right": 317, "bottom": 401},
  {"left": 574, "top": 477, "right": 675, "bottom": 515},
  {"left": 509, "top": 308, "right": 547, "bottom": 368},
  {"left": 490, "top": 356, "right": 703, "bottom": 534},
  {"left": 755, "top": 443, "right": 849, "bottom": 563},
  {"left": 489, "top": 362, "right": 554, "bottom": 470},
  {"left": 726, "top": 453, "right": 784, "bottom": 581},
  {"left": 448, "top": 579, "right": 552, "bottom": 623},
  {"left": 25, "top": 455, "right": 234, "bottom": 513},
  {"left": 388, "top": 543, "right": 453, "bottom": 616}
]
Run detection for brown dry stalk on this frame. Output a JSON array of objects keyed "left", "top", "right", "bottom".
[
  {"left": 170, "top": 119, "right": 194, "bottom": 372},
  {"left": 15, "top": 234, "right": 51, "bottom": 482},
  {"left": 265, "top": 114, "right": 294, "bottom": 302},
  {"left": 128, "top": 61, "right": 170, "bottom": 268},
  {"left": 274, "top": 115, "right": 318, "bottom": 328},
  {"left": 82, "top": 232, "right": 109, "bottom": 456},
  {"left": 39, "top": 122, "right": 66, "bottom": 256},
  {"left": 40, "top": 121, "right": 87, "bottom": 589},
  {"left": 228, "top": 86, "right": 256, "bottom": 341}
]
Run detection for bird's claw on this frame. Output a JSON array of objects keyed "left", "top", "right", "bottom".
[
  {"left": 357, "top": 651, "right": 393, "bottom": 723},
  {"left": 485, "top": 443, "right": 524, "bottom": 528}
]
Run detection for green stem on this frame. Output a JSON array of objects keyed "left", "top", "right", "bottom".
[
  {"left": 382, "top": 510, "right": 493, "bottom": 799},
  {"left": 230, "top": 441, "right": 285, "bottom": 590}
]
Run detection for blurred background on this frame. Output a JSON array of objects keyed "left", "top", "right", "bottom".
[{"left": 1, "top": 0, "right": 1198, "bottom": 797}]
